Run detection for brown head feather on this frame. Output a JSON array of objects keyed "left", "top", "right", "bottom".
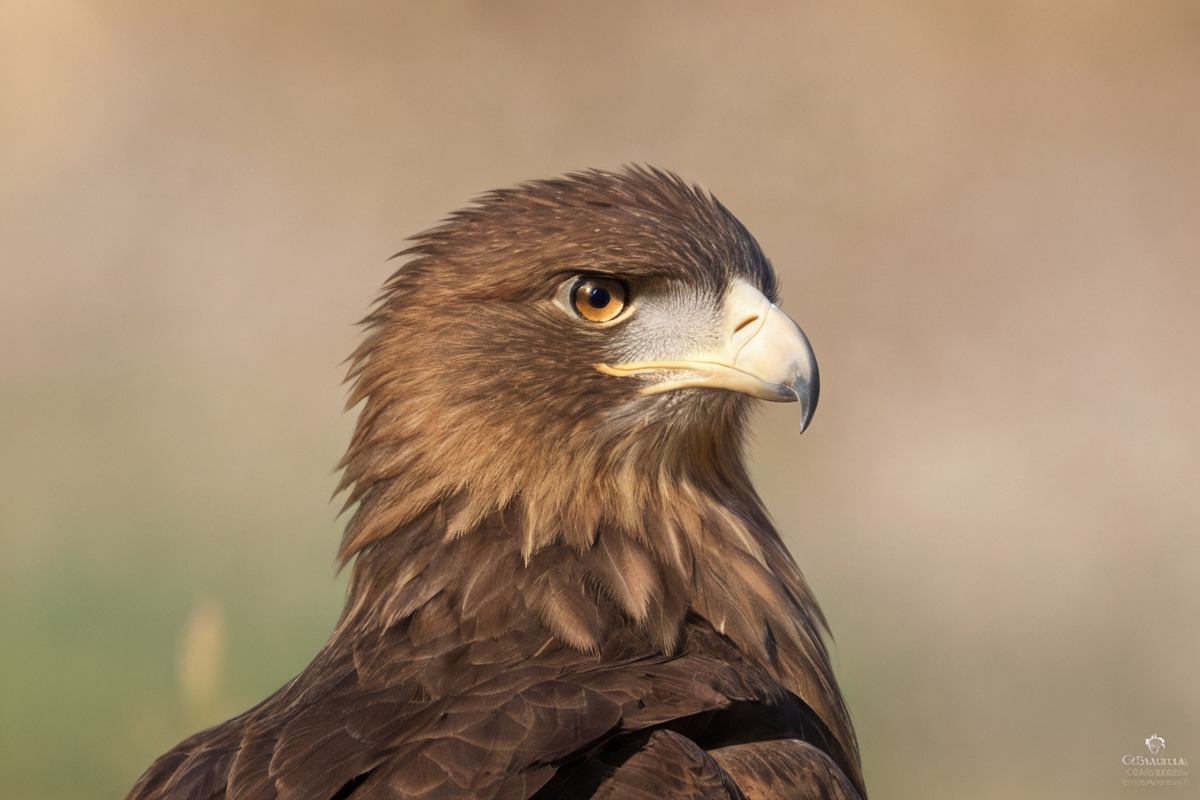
[{"left": 337, "top": 167, "right": 770, "bottom": 562}]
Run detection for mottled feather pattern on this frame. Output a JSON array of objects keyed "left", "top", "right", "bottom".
[{"left": 127, "top": 168, "right": 864, "bottom": 799}]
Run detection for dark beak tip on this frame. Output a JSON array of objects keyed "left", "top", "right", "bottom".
[{"left": 796, "top": 368, "right": 819, "bottom": 434}]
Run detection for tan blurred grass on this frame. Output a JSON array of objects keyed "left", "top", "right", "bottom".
[
  {"left": 2, "top": 3, "right": 1198, "bottom": 799},
  {"left": 177, "top": 600, "right": 227, "bottom": 727}
]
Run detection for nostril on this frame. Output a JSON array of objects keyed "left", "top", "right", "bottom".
[{"left": 732, "top": 314, "right": 760, "bottom": 335}]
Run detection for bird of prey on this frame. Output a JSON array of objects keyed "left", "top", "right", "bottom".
[{"left": 127, "top": 167, "right": 865, "bottom": 799}]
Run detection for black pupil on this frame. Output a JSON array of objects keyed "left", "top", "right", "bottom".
[{"left": 587, "top": 285, "right": 611, "bottom": 308}]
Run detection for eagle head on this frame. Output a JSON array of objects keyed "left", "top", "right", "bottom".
[{"left": 337, "top": 168, "right": 818, "bottom": 567}]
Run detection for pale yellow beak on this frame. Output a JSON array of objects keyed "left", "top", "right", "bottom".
[{"left": 596, "top": 280, "right": 820, "bottom": 432}]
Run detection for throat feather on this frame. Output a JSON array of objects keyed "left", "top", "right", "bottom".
[{"left": 343, "top": 483, "right": 833, "bottom": 696}]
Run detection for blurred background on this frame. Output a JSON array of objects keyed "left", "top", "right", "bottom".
[{"left": 2, "top": 2, "right": 1197, "bottom": 798}]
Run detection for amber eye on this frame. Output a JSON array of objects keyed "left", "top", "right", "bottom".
[{"left": 570, "top": 277, "right": 628, "bottom": 323}]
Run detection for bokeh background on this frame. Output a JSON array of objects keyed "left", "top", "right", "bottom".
[{"left": 2, "top": 3, "right": 1197, "bottom": 798}]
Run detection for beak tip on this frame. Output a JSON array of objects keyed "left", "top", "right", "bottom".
[
  {"left": 797, "top": 403, "right": 816, "bottom": 434},
  {"left": 794, "top": 364, "right": 819, "bottom": 434}
]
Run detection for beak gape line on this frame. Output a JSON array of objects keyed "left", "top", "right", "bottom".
[{"left": 595, "top": 279, "right": 820, "bottom": 432}]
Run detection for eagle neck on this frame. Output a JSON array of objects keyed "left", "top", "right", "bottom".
[{"left": 337, "top": 464, "right": 852, "bottom": 751}]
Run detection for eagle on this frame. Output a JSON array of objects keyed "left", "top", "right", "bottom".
[{"left": 127, "top": 167, "right": 865, "bottom": 800}]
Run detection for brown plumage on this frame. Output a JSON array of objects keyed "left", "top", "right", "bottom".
[{"left": 127, "top": 167, "right": 865, "bottom": 799}]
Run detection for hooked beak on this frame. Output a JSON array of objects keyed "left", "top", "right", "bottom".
[{"left": 596, "top": 279, "right": 820, "bottom": 432}]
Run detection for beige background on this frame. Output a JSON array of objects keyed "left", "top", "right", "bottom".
[{"left": 2, "top": 3, "right": 1197, "bottom": 798}]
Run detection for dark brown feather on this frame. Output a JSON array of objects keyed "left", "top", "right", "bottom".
[
  {"left": 538, "top": 730, "right": 748, "bottom": 800},
  {"left": 711, "top": 741, "right": 862, "bottom": 800}
]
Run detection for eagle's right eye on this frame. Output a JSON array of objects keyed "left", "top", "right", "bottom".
[{"left": 570, "top": 277, "right": 628, "bottom": 323}]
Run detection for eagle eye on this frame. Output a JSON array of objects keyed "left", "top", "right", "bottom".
[{"left": 570, "top": 277, "right": 628, "bottom": 323}]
